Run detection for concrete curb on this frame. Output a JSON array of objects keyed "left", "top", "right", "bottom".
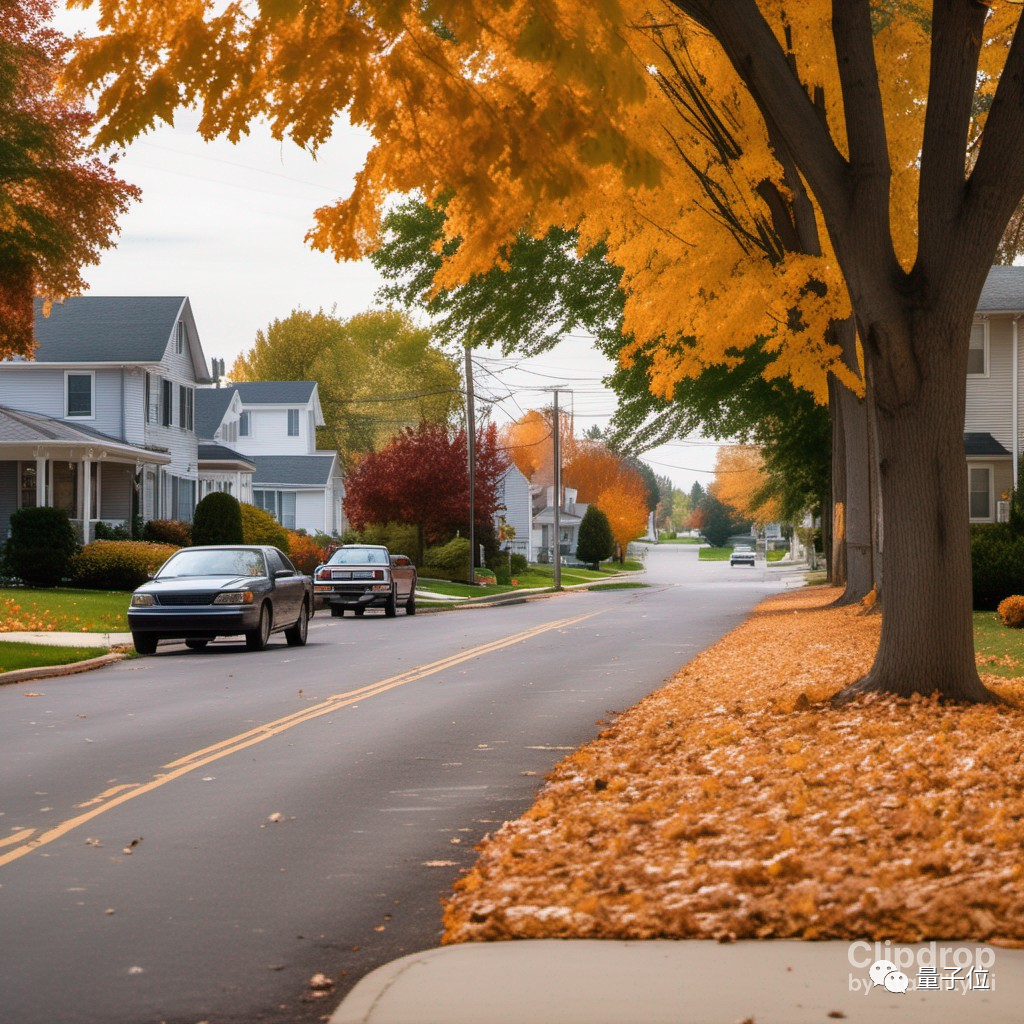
[{"left": 0, "top": 649, "right": 127, "bottom": 687}]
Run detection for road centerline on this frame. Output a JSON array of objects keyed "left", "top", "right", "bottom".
[{"left": 1, "top": 611, "right": 601, "bottom": 870}]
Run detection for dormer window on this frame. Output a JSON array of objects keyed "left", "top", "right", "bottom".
[
  {"left": 287, "top": 409, "right": 300, "bottom": 436},
  {"left": 65, "top": 372, "right": 94, "bottom": 418}
]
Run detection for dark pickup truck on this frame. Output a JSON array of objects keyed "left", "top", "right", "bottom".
[{"left": 313, "top": 544, "right": 417, "bottom": 617}]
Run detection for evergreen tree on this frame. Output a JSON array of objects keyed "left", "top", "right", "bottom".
[
  {"left": 699, "top": 491, "right": 745, "bottom": 549},
  {"left": 576, "top": 505, "right": 614, "bottom": 570},
  {"left": 192, "top": 491, "right": 244, "bottom": 546}
]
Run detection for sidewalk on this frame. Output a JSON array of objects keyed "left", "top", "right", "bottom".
[
  {"left": 0, "top": 630, "right": 132, "bottom": 646},
  {"left": 330, "top": 939, "right": 1024, "bottom": 1023}
]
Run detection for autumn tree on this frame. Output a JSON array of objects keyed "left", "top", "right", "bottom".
[
  {"left": 343, "top": 422, "right": 508, "bottom": 565},
  {"left": 231, "top": 308, "right": 461, "bottom": 461},
  {"left": 0, "top": 0, "right": 136, "bottom": 357},
  {"left": 712, "top": 446, "right": 782, "bottom": 530},
  {"left": 69, "top": 1, "right": 1024, "bottom": 701},
  {"left": 501, "top": 406, "right": 579, "bottom": 486}
]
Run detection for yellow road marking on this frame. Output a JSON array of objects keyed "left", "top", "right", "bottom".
[
  {"left": 0, "top": 828, "right": 35, "bottom": 849},
  {"left": 1, "top": 612, "right": 600, "bottom": 870}
]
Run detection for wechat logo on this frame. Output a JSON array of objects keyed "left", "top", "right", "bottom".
[{"left": 870, "top": 959, "right": 909, "bottom": 994}]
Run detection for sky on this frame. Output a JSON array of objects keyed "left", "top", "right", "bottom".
[{"left": 54, "top": 11, "right": 724, "bottom": 494}]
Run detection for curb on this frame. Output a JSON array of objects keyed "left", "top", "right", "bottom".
[
  {"left": 418, "top": 572, "right": 649, "bottom": 612},
  {"left": 0, "top": 650, "right": 127, "bottom": 687}
]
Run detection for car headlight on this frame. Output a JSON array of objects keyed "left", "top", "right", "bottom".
[
  {"left": 131, "top": 593, "right": 155, "bottom": 607},
  {"left": 213, "top": 590, "right": 255, "bottom": 605}
]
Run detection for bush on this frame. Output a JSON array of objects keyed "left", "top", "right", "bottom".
[
  {"left": 94, "top": 520, "right": 131, "bottom": 541},
  {"left": 239, "top": 502, "right": 291, "bottom": 552},
  {"left": 70, "top": 540, "right": 179, "bottom": 590},
  {"left": 359, "top": 522, "right": 419, "bottom": 558},
  {"left": 997, "top": 595, "right": 1024, "bottom": 628},
  {"left": 971, "top": 524, "right": 1024, "bottom": 610},
  {"left": 422, "top": 536, "right": 471, "bottom": 582},
  {"left": 192, "top": 491, "right": 244, "bottom": 546},
  {"left": 287, "top": 532, "right": 328, "bottom": 575},
  {"left": 509, "top": 552, "right": 528, "bottom": 575},
  {"left": 143, "top": 519, "right": 192, "bottom": 546},
  {"left": 6, "top": 507, "right": 79, "bottom": 587}
]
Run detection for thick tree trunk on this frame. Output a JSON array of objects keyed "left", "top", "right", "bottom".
[
  {"left": 834, "top": 357, "right": 996, "bottom": 703},
  {"left": 829, "top": 372, "right": 847, "bottom": 589}
]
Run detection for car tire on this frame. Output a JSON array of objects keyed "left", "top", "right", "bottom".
[
  {"left": 132, "top": 633, "right": 158, "bottom": 655},
  {"left": 245, "top": 603, "right": 272, "bottom": 650},
  {"left": 330, "top": 606, "right": 344, "bottom": 617},
  {"left": 405, "top": 592, "right": 416, "bottom": 615},
  {"left": 384, "top": 588, "right": 397, "bottom": 618},
  {"left": 285, "top": 602, "right": 309, "bottom": 646},
  {"left": 353, "top": 607, "right": 366, "bottom": 617},
  {"left": 185, "top": 639, "right": 209, "bottom": 650}
]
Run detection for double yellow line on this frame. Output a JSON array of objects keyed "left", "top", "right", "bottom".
[{"left": 0, "top": 611, "right": 599, "bottom": 870}]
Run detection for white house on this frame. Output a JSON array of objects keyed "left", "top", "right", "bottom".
[
  {"left": 0, "top": 296, "right": 212, "bottom": 541},
  {"left": 531, "top": 485, "right": 589, "bottom": 563},
  {"left": 494, "top": 464, "right": 531, "bottom": 558},
  {"left": 197, "top": 381, "right": 345, "bottom": 535}
]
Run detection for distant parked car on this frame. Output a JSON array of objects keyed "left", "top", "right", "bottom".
[
  {"left": 127, "top": 545, "right": 314, "bottom": 654},
  {"left": 313, "top": 544, "right": 417, "bottom": 617},
  {"left": 729, "top": 545, "right": 756, "bottom": 567}
]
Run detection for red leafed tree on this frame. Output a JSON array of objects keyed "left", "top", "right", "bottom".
[
  {"left": 0, "top": 0, "right": 138, "bottom": 357},
  {"left": 343, "top": 422, "right": 509, "bottom": 565}
]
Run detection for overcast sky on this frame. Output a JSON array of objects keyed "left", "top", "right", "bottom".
[{"left": 55, "top": 10, "right": 723, "bottom": 493}]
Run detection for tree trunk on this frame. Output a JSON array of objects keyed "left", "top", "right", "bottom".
[
  {"left": 834, "top": 355, "right": 996, "bottom": 703},
  {"left": 829, "top": 373, "right": 847, "bottom": 589}
]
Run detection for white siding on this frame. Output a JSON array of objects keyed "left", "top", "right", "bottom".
[
  {"left": 232, "top": 405, "right": 315, "bottom": 457},
  {"left": 495, "top": 466, "right": 532, "bottom": 548},
  {"left": 123, "top": 368, "right": 147, "bottom": 446},
  {"left": 0, "top": 368, "right": 64, "bottom": 419},
  {"left": 296, "top": 490, "right": 325, "bottom": 534},
  {"left": 965, "top": 316, "right": 1014, "bottom": 450}
]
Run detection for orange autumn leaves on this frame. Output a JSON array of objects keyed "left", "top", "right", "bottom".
[
  {"left": 711, "top": 445, "right": 780, "bottom": 528},
  {"left": 443, "top": 589, "right": 1024, "bottom": 946}
]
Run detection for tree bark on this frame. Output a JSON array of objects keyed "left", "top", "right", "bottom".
[{"left": 829, "top": 372, "right": 847, "bottom": 590}]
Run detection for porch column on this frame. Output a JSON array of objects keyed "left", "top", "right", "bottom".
[
  {"left": 35, "top": 457, "right": 46, "bottom": 506},
  {"left": 82, "top": 457, "right": 92, "bottom": 544}
]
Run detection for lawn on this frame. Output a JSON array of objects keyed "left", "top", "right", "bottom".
[
  {"left": 0, "top": 641, "right": 109, "bottom": 675},
  {"left": 0, "top": 588, "right": 131, "bottom": 633},
  {"left": 974, "top": 611, "right": 1024, "bottom": 678},
  {"left": 697, "top": 546, "right": 732, "bottom": 561},
  {"left": 658, "top": 536, "right": 702, "bottom": 544},
  {"left": 417, "top": 561, "right": 643, "bottom": 600}
]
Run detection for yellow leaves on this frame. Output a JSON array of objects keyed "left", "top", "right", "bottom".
[{"left": 711, "top": 445, "right": 780, "bottom": 527}]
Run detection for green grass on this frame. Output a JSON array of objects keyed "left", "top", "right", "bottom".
[
  {"left": 0, "top": 642, "right": 109, "bottom": 675},
  {"left": 766, "top": 550, "right": 786, "bottom": 562},
  {"left": 698, "top": 547, "right": 734, "bottom": 561},
  {"left": 1, "top": 588, "right": 131, "bottom": 632},
  {"left": 416, "top": 560, "right": 643, "bottom": 600},
  {"left": 974, "top": 612, "right": 1024, "bottom": 678},
  {"left": 585, "top": 582, "right": 649, "bottom": 591},
  {"left": 658, "top": 536, "right": 702, "bottom": 545}
]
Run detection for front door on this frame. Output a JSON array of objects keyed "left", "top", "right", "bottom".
[{"left": 52, "top": 462, "right": 78, "bottom": 517}]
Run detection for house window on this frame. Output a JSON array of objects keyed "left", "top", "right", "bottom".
[
  {"left": 65, "top": 372, "right": 94, "bottom": 418},
  {"left": 170, "top": 475, "right": 197, "bottom": 521},
  {"left": 287, "top": 409, "right": 300, "bottom": 436},
  {"left": 176, "top": 321, "right": 185, "bottom": 354},
  {"left": 147, "top": 374, "right": 159, "bottom": 424},
  {"left": 253, "top": 489, "right": 296, "bottom": 529},
  {"left": 161, "top": 379, "right": 173, "bottom": 427},
  {"left": 239, "top": 411, "right": 251, "bottom": 437},
  {"left": 968, "top": 322, "right": 988, "bottom": 376},
  {"left": 969, "top": 466, "right": 993, "bottom": 520},
  {"left": 178, "top": 385, "right": 194, "bottom": 431}
]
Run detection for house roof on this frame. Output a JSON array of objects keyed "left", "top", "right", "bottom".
[
  {"left": 964, "top": 432, "right": 1011, "bottom": 457},
  {"left": 29, "top": 296, "right": 186, "bottom": 362},
  {"left": 978, "top": 267, "right": 1024, "bottom": 312},
  {"left": 250, "top": 454, "right": 336, "bottom": 487},
  {"left": 0, "top": 405, "right": 171, "bottom": 462},
  {"left": 229, "top": 381, "right": 317, "bottom": 404},
  {"left": 195, "top": 388, "right": 236, "bottom": 440},
  {"left": 198, "top": 443, "right": 256, "bottom": 470},
  {"left": 533, "top": 506, "right": 584, "bottom": 526}
]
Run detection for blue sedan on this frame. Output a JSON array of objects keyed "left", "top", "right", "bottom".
[{"left": 127, "top": 545, "right": 314, "bottom": 655}]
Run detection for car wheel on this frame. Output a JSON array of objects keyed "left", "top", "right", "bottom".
[
  {"left": 406, "top": 592, "right": 416, "bottom": 616},
  {"left": 245, "top": 603, "right": 272, "bottom": 650},
  {"left": 384, "top": 588, "right": 397, "bottom": 618},
  {"left": 285, "top": 602, "right": 309, "bottom": 646},
  {"left": 132, "top": 633, "right": 158, "bottom": 655},
  {"left": 330, "top": 606, "right": 344, "bottom": 617},
  {"left": 353, "top": 607, "right": 366, "bottom": 617},
  {"left": 185, "top": 639, "right": 209, "bottom": 650}
]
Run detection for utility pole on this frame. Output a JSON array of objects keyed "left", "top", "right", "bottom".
[
  {"left": 552, "top": 389, "right": 561, "bottom": 589},
  {"left": 464, "top": 339, "right": 476, "bottom": 585}
]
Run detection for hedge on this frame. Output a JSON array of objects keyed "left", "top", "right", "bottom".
[
  {"left": 192, "top": 492, "right": 244, "bottom": 546},
  {"left": 971, "top": 524, "right": 1024, "bottom": 610},
  {"left": 143, "top": 519, "right": 192, "bottom": 546},
  {"left": 70, "top": 541, "right": 180, "bottom": 590},
  {"left": 6, "top": 507, "right": 79, "bottom": 587},
  {"left": 239, "top": 502, "right": 291, "bottom": 552},
  {"left": 422, "top": 536, "right": 471, "bottom": 582},
  {"left": 287, "top": 532, "right": 328, "bottom": 575}
]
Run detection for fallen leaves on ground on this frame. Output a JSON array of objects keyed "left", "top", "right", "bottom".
[{"left": 442, "top": 588, "right": 1024, "bottom": 945}]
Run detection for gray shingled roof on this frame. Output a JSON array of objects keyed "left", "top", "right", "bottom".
[
  {"left": 978, "top": 267, "right": 1024, "bottom": 312},
  {"left": 230, "top": 381, "right": 317, "bottom": 404},
  {"left": 964, "top": 432, "right": 1011, "bottom": 457},
  {"left": 250, "top": 454, "right": 335, "bottom": 487},
  {"left": 195, "top": 388, "right": 235, "bottom": 440},
  {"left": 0, "top": 405, "right": 168, "bottom": 461},
  {"left": 198, "top": 443, "right": 256, "bottom": 469},
  {"left": 30, "top": 296, "right": 186, "bottom": 362}
]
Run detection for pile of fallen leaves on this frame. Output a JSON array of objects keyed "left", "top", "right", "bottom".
[
  {"left": 0, "top": 599, "right": 60, "bottom": 632},
  {"left": 443, "top": 588, "right": 1024, "bottom": 946}
]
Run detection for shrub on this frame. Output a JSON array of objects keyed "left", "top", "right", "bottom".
[
  {"left": 192, "top": 491, "right": 244, "bottom": 546},
  {"left": 997, "top": 595, "right": 1024, "bottom": 628},
  {"left": 143, "top": 519, "right": 192, "bottom": 546},
  {"left": 577, "top": 505, "right": 614, "bottom": 569},
  {"left": 70, "top": 540, "right": 179, "bottom": 590},
  {"left": 509, "top": 552, "right": 528, "bottom": 575},
  {"left": 359, "top": 522, "right": 419, "bottom": 556},
  {"left": 474, "top": 567, "right": 497, "bottom": 586},
  {"left": 971, "top": 524, "right": 1024, "bottom": 610},
  {"left": 287, "top": 532, "right": 328, "bottom": 575},
  {"left": 422, "top": 536, "right": 471, "bottom": 582},
  {"left": 239, "top": 502, "right": 291, "bottom": 553},
  {"left": 6, "top": 507, "right": 78, "bottom": 587},
  {"left": 94, "top": 520, "right": 131, "bottom": 541}
]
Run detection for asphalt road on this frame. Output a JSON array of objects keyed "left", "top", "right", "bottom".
[{"left": 0, "top": 545, "right": 793, "bottom": 1024}]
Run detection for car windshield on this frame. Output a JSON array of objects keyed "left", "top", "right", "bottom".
[
  {"left": 157, "top": 549, "right": 267, "bottom": 578},
  {"left": 328, "top": 548, "right": 387, "bottom": 565}
]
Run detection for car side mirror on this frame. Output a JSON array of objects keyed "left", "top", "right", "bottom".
[{"left": 274, "top": 569, "right": 293, "bottom": 578}]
